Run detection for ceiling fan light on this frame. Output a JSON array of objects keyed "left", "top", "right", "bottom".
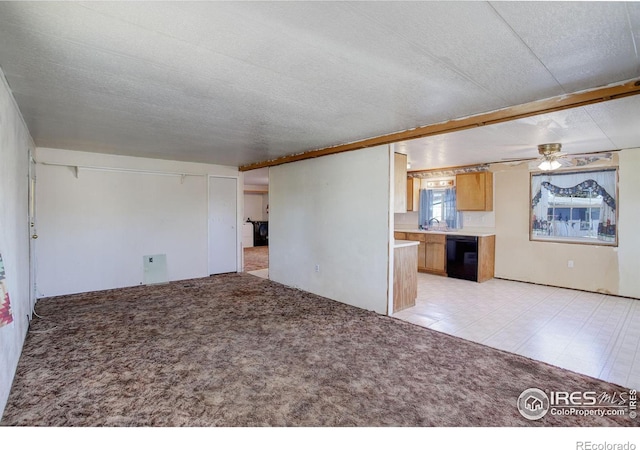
[{"left": 538, "top": 160, "right": 562, "bottom": 171}]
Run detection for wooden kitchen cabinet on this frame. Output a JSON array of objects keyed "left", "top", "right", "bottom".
[
  {"left": 456, "top": 172, "right": 493, "bottom": 211},
  {"left": 477, "top": 235, "right": 496, "bottom": 283},
  {"left": 406, "top": 177, "right": 421, "bottom": 211},
  {"left": 393, "top": 242, "right": 418, "bottom": 313},
  {"left": 424, "top": 234, "right": 446, "bottom": 275},
  {"left": 394, "top": 153, "right": 407, "bottom": 213},
  {"left": 406, "top": 233, "right": 425, "bottom": 270},
  {"left": 402, "top": 232, "right": 446, "bottom": 275},
  {"left": 394, "top": 232, "right": 407, "bottom": 240},
  {"left": 406, "top": 233, "right": 425, "bottom": 241}
]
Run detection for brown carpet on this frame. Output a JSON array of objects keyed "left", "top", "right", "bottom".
[
  {"left": 1, "top": 273, "right": 634, "bottom": 427},
  {"left": 243, "top": 246, "right": 268, "bottom": 272}
]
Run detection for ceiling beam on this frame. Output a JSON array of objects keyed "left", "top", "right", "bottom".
[{"left": 239, "top": 77, "right": 640, "bottom": 172}]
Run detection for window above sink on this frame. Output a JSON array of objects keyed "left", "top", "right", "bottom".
[{"left": 418, "top": 187, "right": 462, "bottom": 231}]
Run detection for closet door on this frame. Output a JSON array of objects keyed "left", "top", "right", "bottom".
[{"left": 208, "top": 177, "right": 237, "bottom": 274}]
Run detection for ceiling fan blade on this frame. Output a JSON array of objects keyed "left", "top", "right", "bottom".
[
  {"left": 498, "top": 159, "right": 532, "bottom": 167},
  {"left": 501, "top": 149, "right": 614, "bottom": 168},
  {"left": 566, "top": 151, "right": 614, "bottom": 159},
  {"left": 500, "top": 156, "right": 536, "bottom": 161},
  {"left": 558, "top": 158, "right": 575, "bottom": 167}
]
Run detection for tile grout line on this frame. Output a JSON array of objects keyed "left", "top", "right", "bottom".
[
  {"left": 482, "top": 287, "right": 579, "bottom": 350},
  {"left": 597, "top": 297, "right": 636, "bottom": 382},
  {"left": 509, "top": 289, "right": 584, "bottom": 354},
  {"left": 547, "top": 293, "right": 623, "bottom": 373},
  {"left": 423, "top": 282, "right": 544, "bottom": 335},
  {"left": 459, "top": 284, "right": 565, "bottom": 339}
]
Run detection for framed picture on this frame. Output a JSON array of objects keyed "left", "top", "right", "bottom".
[
  {"left": 530, "top": 168, "right": 618, "bottom": 246},
  {"left": 0, "top": 252, "right": 14, "bottom": 327}
]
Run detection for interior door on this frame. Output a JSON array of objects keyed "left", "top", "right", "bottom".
[
  {"left": 208, "top": 176, "right": 238, "bottom": 274},
  {"left": 28, "top": 150, "right": 37, "bottom": 312}
]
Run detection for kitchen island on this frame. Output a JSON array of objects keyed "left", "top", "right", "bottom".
[{"left": 393, "top": 240, "right": 419, "bottom": 313}]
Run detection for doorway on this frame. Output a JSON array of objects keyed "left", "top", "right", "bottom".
[{"left": 242, "top": 168, "right": 269, "bottom": 278}]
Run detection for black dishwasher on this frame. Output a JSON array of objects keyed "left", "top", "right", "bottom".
[{"left": 446, "top": 235, "right": 478, "bottom": 281}]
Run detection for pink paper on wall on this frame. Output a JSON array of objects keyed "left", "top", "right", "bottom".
[{"left": 0, "top": 253, "right": 14, "bottom": 328}]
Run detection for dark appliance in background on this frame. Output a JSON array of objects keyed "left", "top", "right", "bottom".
[
  {"left": 251, "top": 221, "right": 269, "bottom": 246},
  {"left": 446, "top": 235, "right": 478, "bottom": 281}
]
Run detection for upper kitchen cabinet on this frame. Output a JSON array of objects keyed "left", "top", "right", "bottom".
[
  {"left": 394, "top": 153, "right": 407, "bottom": 213},
  {"left": 456, "top": 172, "right": 493, "bottom": 211},
  {"left": 406, "top": 177, "right": 420, "bottom": 212}
]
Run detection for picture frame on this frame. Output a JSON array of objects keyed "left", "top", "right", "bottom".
[{"left": 529, "top": 168, "right": 618, "bottom": 246}]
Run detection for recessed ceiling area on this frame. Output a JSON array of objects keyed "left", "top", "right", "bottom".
[
  {"left": 397, "top": 95, "right": 640, "bottom": 171},
  {"left": 0, "top": 2, "right": 639, "bottom": 169}
]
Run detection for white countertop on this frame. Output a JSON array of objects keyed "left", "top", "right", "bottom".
[
  {"left": 395, "top": 227, "right": 496, "bottom": 237},
  {"left": 394, "top": 239, "right": 420, "bottom": 248}
]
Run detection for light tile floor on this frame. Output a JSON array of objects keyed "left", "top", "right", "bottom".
[
  {"left": 393, "top": 273, "right": 640, "bottom": 391},
  {"left": 247, "top": 268, "right": 269, "bottom": 279}
]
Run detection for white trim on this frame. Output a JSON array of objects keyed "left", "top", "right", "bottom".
[
  {"left": 387, "top": 144, "right": 395, "bottom": 316},
  {"left": 28, "top": 149, "right": 37, "bottom": 315}
]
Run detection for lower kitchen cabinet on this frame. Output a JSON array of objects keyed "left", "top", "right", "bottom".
[
  {"left": 477, "top": 235, "right": 496, "bottom": 283},
  {"left": 402, "top": 233, "right": 446, "bottom": 275},
  {"left": 393, "top": 241, "right": 418, "bottom": 313},
  {"left": 406, "top": 233, "right": 425, "bottom": 271},
  {"left": 424, "top": 234, "right": 446, "bottom": 275}
]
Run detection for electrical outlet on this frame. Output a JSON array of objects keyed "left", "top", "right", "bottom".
[
  {"left": 568, "top": 260, "right": 574, "bottom": 268},
  {"left": 315, "top": 264, "right": 320, "bottom": 273}
]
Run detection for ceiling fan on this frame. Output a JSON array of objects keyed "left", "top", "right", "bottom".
[
  {"left": 501, "top": 143, "right": 590, "bottom": 171},
  {"left": 534, "top": 143, "right": 572, "bottom": 170}
]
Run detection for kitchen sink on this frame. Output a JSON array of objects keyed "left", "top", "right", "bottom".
[{"left": 424, "top": 226, "right": 453, "bottom": 232}]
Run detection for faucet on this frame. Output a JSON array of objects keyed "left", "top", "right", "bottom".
[
  {"left": 421, "top": 218, "right": 439, "bottom": 230},
  {"left": 426, "top": 217, "right": 449, "bottom": 231}
]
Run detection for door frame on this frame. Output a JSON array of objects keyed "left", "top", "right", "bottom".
[{"left": 28, "top": 148, "right": 37, "bottom": 313}]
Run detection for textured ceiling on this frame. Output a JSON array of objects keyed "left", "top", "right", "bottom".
[
  {"left": 398, "top": 94, "right": 640, "bottom": 171},
  {"left": 0, "top": 1, "right": 639, "bottom": 169}
]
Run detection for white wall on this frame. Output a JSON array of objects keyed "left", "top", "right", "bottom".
[
  {"left": 617, "top": 149, "right": 640, "bottom": 298},
  {"left": 0, "top": 70, "right": 33, "bottom": 417},
  {"left": 244, "top": 193, "right": 268, "bottom": 222},
  {"left": 394, "top": 211, "right": 419, "bottom": 228},
  {"left": 35, "top": 148, "right": 239, "bottom": 297},
  {"left": 269, "top": 146, "right": 391, "bottom": 314}
]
